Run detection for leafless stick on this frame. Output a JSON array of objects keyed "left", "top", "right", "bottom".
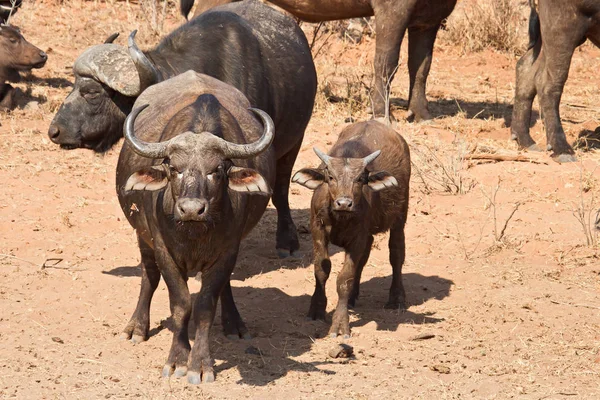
[{"left": 465, "top": 153, "right": 548, "bottom": 164}]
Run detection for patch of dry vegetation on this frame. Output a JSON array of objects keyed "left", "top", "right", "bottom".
[{"left": 440, "top": 0, "right": 528, "bottom": 55}]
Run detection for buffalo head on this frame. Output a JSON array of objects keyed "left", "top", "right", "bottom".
[
  {"left": 48, "top": 31, "right": 159, "bottom": 152},
  {"left": 292, "top": 148, "right": 397, "bottom": 213},
  {"left": 0, "top": 25, "right": 47, "bottom": 74},
  {"left": 124, "top": 104, "right": 273, "bottom": 226}
]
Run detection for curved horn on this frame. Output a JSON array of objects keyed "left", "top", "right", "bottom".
[
  {"left": 123, "top": 104, "right": 169, "bottom": 159},
  {"left": 218, "top": 108, "right": 275, "bottom": 159},
  {"left": 128, "top": 30, "right": 160, "bottom": 93},
  {"left": 104, "top": 32, "right": 119, "bottom": 44},
  {"left": 362, "top": 150, "right": 381, "bottom": 166},
  {"left": 313, "top": 147, "right": 331, "bottom": 166}
]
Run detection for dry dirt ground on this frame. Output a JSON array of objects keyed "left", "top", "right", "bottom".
[{"left": 1, "top": 1, "right": 600, "bottom": 399}]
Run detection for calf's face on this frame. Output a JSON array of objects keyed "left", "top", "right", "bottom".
[
  {"left": 292, "top": 148, "right": 398, "bottom": 213},
  {"left": 0, "top": 25, "right": 47, "bottom": 71}
]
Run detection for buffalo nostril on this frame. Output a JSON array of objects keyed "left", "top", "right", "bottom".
[
  {"left": 48, "top": 125, "right": 60, "bottom": 140},
  {"left": 40, "top": 51, "right": 47, "bottom": 59},
  {"left": 197, "top": 205, "right": 206, "bottom": 215}
]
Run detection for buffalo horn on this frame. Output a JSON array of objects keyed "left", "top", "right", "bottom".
[
  {"left": 313, "top": 147, "right": 331, "bottom": 166},
  {"left": 104, "top": 32, "right": 119, "bottom": 44},
  {"left": 123, "top": 104, "right": 169, "bottom": 159},
  {"left": 128, "top": 30, "right": 160, "bottom": 93},
  {"left": 362, "top": 150, "right": 381, "bottom": 166},
  {"left": 216, "top": 108, "right": 275, "bottom": 159}
]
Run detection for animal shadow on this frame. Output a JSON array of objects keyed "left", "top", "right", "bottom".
[
  {"left": 348, "top": 273, "right": 452, "bottom": 331},
  {"left": 390, "top": 97, "right": 540, "bottom": 128},
  {"left": 154, "top": 286, "right": 337, "bottom": 386}
]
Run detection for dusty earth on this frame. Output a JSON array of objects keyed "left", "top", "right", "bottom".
[{"left": 1, "top": 1, "right": 600, "bottom": 399}]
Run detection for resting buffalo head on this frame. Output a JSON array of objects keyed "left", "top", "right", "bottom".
[
  {"left": 124, "top": 104, "right": 274, "bottom": 227},
  {"left": 292, "top": 148, "right": 398, "bottom": 214},
  {"left": 48, "top": 31, "right": 159, "bottom": 152},
  {"left": 0, "top": 25, "right": 47, "bottom": 73}
]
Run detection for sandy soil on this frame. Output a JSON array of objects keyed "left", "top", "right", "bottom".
[{"left": 1, "top": 1, "right": 599, "bottom": 399}]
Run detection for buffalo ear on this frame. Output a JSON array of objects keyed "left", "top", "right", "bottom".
[
  {"left": 292, "top": 168, "right": 325, "bottom": 190},
  {"left": 227, "top": 166, "right": 271, "bottom": 195},
  {"left": 367, "top": 171, "right": 398, "bottom": 192},
  {"left": 125, "top": 165, "right": 168, "bottom": 191}
]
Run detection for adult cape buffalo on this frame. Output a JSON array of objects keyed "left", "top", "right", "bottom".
[
  {"left": 511, "top": 0, "right": 600, "bottom": 162},
  {"left": 181, "top": 0, "right": 457, "bottom": 121},
  {"left": 49, "top": 0, "right": 316, "bottom": 342},
  {"left": 119, "top": 71, "right": 277, "bottom": 383}
]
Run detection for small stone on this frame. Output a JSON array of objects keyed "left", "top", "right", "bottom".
[
  {"left": 430, "top": 364, "right": 450, "bottom": 374},
  {"left": 51, "top": 337, "right": 64, "bottom": 344},
  {"left": 328, "top": 343, "right": 354, "bottom": 359},
  {"left": 245, "top": 345, "right": 262, "bottom": 356}
]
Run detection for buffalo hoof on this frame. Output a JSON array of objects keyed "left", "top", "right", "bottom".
[
  {"left": 552, "top": 153, "right": 578, "bottom": 164},
  {"left": 276, "top": 248, "right": 291, "bottom": 258},
  {"left": 187, "top": 371, "right": 201, "bottom": 385},
  {"left": 384, "top": 301, "right": 407, "bottom": 310},
  {"left": 406, "top": 109, "right": 432, "bottom": 123},
  {"left": 173, "top": 366, "right": 187, "bottom": 378},
  {"left": 202, "top": 371, "right": 215, "bottom": 383},
  {"left": 161, "top": 364, "right": 174, "bottom": 378},
  {"left": 226, "top": 332, "right": 252, "bottom": 341},
  {"left": 330, "top": 332, "right": 351, "bottom": 339},
  {"left": 511, "top": 133, "right": 518, "bottom": 140},
  {"left": 130, "top": 334, "right": 146, "bottom": 344},
  {"left": 526, "top": 143, "right": 543, "bottom": 152},
  {"left": 307, "top": 306, "right": 328, "bottom": 322}
]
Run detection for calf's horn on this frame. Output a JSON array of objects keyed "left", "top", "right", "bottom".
[
  {"left": 313, "top": 147, "right": 331, "bottom": 166},
  {"left": 128, "top": 30, "right": 160, "bottom": 93},
  {"left": 362, "top": 150, "right": 381, "bottom": 166},
  {"left": 216, "top": 108, "right": 275, "bottom": 159},
  {"left": 123, "top": 104, "right": 169, "bottom": 159}
]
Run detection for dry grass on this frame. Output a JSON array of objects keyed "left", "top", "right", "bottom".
[{"left": 441, "top": 0, "right": 528, "bottom": 55}]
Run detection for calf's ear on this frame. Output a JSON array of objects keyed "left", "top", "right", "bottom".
[
  {"left": 228, "top": 166, "right": 271, "bottom": 195},
  {"left": 125, "top": 166, "right": 168, "bottom": 191},
  {"left": 292, "top": 168, "right": 325, "bottom": 190},
  {"left": 368, "top": 171, "right": 398, "bottom": 192}
]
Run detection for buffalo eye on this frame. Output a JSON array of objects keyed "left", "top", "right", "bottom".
[
  {"left": 168, "top": 164, "right": 182, "bottom": 176},
  {"left": 9, "top": 37, "right": 17, "bottom": 44}
]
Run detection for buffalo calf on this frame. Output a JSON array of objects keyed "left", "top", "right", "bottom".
[
  {"left": 293, "top": 121, "right": 411, "bottom": 338},
  {"left": 0, "top": 24, "right": 47, "bottom": 110}
]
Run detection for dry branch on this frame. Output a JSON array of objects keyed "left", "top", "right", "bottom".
[{"left": 465, "top": 153, "right": 548, "bottom": 164}]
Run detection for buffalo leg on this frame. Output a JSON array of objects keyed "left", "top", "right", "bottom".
[
  {"left": 407, "top": 26, "right": 439, "bottom": 122},
  {"left": 121, "top": 235, "right": 161, "bottom": 343},
  {"left": 0, "top": 84, "right": 15, "bottom": 110},
  {"left": 386, "top": 218, "right": 407, "bottom": 309},
  {"left": 307, "top": 220, "right": 330, "bottom": 321},
  {"left": 329, "top": 238, "right": 369, "bottom": 338},
  {"left": 187, "top": 252, "right": 238, "bottom": 384},
  {"left": 156, "top": 251, "right": 191, "bottom": 379},
  {"left": 272, "top": 140, "right": 301, "bottom": 257},
  {"left": 220, "top": 280, "right": 250, "bottom": 339},
  {"left": 371, "top": 0, "right": 417, "bottom": 118},
  {"left": 537, "top": 11, "right": 587, "bottom": 161},
  {"left": 511, "top": 40, "right": 542, "bottom": 150},
  {"left": 348, "top": 235, "right": 373, "bottom": 308}
]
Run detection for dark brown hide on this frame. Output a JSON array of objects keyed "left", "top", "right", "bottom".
[
  {"left": 117, "top": 71, "right": 276, "bottom": 383},
  {"left": 292, "top": 121, "right": 411, "bottom": 337},
  {"left": 183, "top": 0, "right": 456, "bottom": 120},
  {"left": 511, "top": 0, "right": 600, "bottom": 162}
]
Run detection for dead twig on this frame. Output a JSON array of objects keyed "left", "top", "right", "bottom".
[
  {"left": 465, "top": 153, "right": 548, "bottom": 165},
  {"left": 550, "top": 300, "right": 600, "bottom": 310}
]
